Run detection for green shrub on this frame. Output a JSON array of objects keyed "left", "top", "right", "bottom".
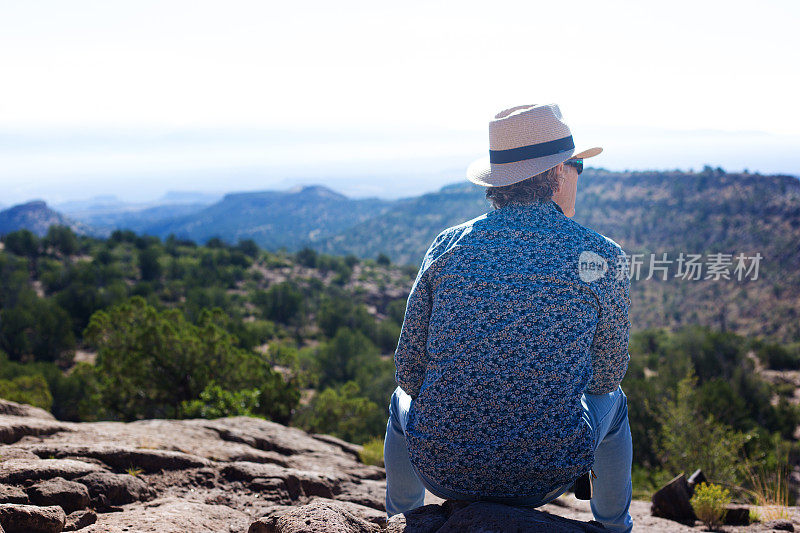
[
  {"left": 0, "top": 374, "right": 53, "bottom": 410},
  {"left": 180, "top": 383, "right": 260, "bottom": 419},
  {"left": 85, "top": 297, "right": 299, "bottom": 421},
  {"left": 690, "top": 482, "right": 731, "bottom": 530},
  {"left": 657, "top": 372, "right": 750, "bottom": 486},
  {"left": 294, "top": 381, "right": 384, "bottom": 444},
  {"left": 359, "top": 437, "right": 385, "bottom": 467}
]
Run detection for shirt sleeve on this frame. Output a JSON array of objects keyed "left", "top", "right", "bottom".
[
  {"left": 394, "top": 263, "right": 433, "bottom": 399},
  {"left": 586, "top": 250, "right": 631, "bottom": 394}
]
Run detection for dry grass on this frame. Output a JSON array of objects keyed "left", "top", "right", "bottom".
[{"left": 742, "top": 461, "right": 791, "bottom": 522}]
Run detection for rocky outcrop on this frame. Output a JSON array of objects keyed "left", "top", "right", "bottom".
[
  {"left": 2, "top": 401, "right": 798, "bottom": 531},
  {"left": 0, "top": 407, "right": 388, "bottom": 531}
]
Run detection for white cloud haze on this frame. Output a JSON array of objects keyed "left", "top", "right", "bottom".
[{"left": 1, "top": 0, "right": 798, "bottom": 204}]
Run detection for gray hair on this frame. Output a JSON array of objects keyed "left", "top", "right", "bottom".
[{"left": 485, "top": 166, "right": 562, "bottom": 209}]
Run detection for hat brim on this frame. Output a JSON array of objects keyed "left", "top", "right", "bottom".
[
  {"left": 466, "top": 146, "right": 603, "bottom": 188},
  {"left": 573, "top": 146, "right": 603, "bottom": 159}
]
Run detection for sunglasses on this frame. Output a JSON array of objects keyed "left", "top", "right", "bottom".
[{"left": 565, "top": 158, "right": 583, "bottom": 175}]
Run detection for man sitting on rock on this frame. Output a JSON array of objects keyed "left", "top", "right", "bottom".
[{"left": 384, "top": 104, "right": 633, "bottom": 532}]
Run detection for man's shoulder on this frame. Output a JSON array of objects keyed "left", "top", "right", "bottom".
[
  {"left": 425, "top": 213, "right": 489, "bottom": 260},
  {"left": 563, "top": 217, "right": 626, "bottom": 259}
]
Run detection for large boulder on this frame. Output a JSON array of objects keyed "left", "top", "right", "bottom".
[
  {"left": 0, "top": 503, "right": 66, "bottom": 533},
  {"left": 27, "top": 477, "right": 90, "bottom": 513}
]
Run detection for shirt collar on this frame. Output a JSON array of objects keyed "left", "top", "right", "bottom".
[{"left": 490, "top": 199, "right": 564, "bottom": 225}]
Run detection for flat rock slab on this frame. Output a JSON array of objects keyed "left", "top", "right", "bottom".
[
  {"left": 0, "top": 503, "right": 66, "bottom": 533},
  {"left": 0, "top": 400, "right": 56, "bottom": 420},
  {"left": 29, "top": 445, "right": 210, "bottom": 473},
  {"left": 0, "top": 416, "right": 71, "bottom": 445},
  {"left": 0, "top": 458, "right": 104, "bottom": 484},
  {"left": 80, "top": 497, "right": 250, "bottom": 532}
]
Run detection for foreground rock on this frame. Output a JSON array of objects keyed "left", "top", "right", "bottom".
[
  {"left": 387, "top": 501, "right": 606, "bottom": 533},
  {"left": 27, "top": 477, "right": 90, "bottom": 513},
  {"left": 1, "top": 399, "right": 799, "bottom": 531},
  {"left": 0, "top": 503, "right": 65, "bottom": 533}
]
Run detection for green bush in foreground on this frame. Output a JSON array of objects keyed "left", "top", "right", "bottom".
[{"left": 690, "top": 482, "right": 731, "bottom": 530}]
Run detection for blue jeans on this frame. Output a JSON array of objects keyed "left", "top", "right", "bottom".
[{"left": 384, "top": 385, "right": 633, "bottom": 533}]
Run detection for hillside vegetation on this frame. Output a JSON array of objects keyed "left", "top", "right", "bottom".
[
  {"left": 1, "top": 227, "right": 800, "bottom": 501},
  {"left": 3, "top": 169, "right": 798, "bottom": 342}
]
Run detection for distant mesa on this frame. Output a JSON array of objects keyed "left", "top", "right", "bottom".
[{"left": 0, "top": 200, "right": 86, "bottom": 238}]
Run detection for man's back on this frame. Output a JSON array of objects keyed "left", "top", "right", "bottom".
[{"left": 394, "top": 199, "right": 631, "bottom": 498}]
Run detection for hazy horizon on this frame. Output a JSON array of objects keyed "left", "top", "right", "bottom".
[
  {"left": 3, "top": 124, "right": 800, "bottom": 208},
  {"left": 2, "top": 1, "right": 798, "bottom": 207}
]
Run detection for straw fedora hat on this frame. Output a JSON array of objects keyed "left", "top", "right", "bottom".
[{"left": 467, "top": 104, "right": 602, "bottom": 187}]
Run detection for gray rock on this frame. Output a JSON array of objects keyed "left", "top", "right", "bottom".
[
  {"left": 336, "top": 479, "right": 386, "bottom": 511},
  {"left": 0, "top": 416, "right": 71, "bottom": 446},
  {"left": 0, "top": 458, "right": 103, "bottom": 484},
  {"left": 222, "top": 462, "right": 342, "bottom": 501},
  {"left": 436, "top": 502, "right": 607, "bottom": 532},
  {"left": 249, "top": 500, "right": 381, "bottom": 533},
  {"left": 27, "top": 477, "right": 90, "bottom": 513},
  {"left": 0, "top": 485, "right": 28, "bottom": 505},
  {"left": 0, "top": 447, "right": 39, "bottom": 461},
  {"left": 308, "top": 497, "right": 386, "bottom": 528},
  {"left": 386, "top": 504, "right": 449, "bottom": 533},
  {"left": 64, "top": 509, "right": 97, "bottom": 531},
  {"left": 0, "top": 503, "right": 66, "bottom": 533},
  {"left": 765, "top": 519, "right": 795, "bottom": 531},
  {"left": 387, "top": 501, "right": 609, "bottom": 533},
  {"left": 0, "top": 400, "right": 56, "bottom": 420},
  {"left": 74, "top": 472, "right": 154, "bottom": 505},
  {"left": 31, "top": 445, "right": 209, "bottom": 473},
  {"left": 311, "top": 434, "right": 364, "bottom": 459},
  {"left": 79, "top": 496, "right": 251, "bottom": 532}
]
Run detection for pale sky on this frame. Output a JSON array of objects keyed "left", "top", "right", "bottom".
[{"left": 1, "top": 0, "right": 799, "bottom": 205}]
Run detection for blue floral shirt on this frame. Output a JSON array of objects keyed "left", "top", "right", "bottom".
[{"left": 394, "top": 199, "right": 631, "bottom": 498}]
